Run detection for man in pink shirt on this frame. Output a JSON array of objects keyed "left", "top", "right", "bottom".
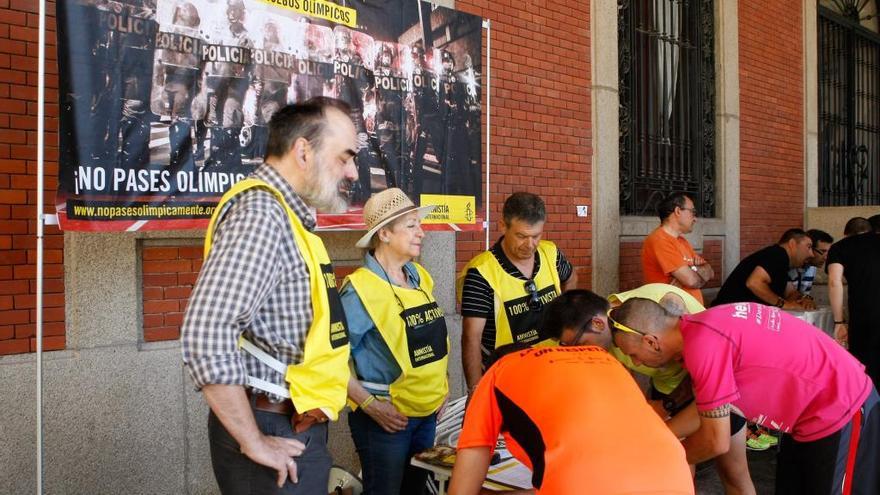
[{"left": 611, "top": 298, "right": 879, "bottom": 495}]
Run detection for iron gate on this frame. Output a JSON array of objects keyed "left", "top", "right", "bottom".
[
  {"left": 819, "top": 6, "right": 880, "bottom": 206},
  {"left": 618, "top": 0, "right": 716, "bottom": 217}
]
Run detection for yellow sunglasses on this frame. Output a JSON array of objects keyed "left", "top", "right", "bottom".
[{"left": 607, "top": 309, "right": 647, "bottom": 336}]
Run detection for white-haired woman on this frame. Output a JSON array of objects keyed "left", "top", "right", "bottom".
[{"left": 340, "top": 188, "right": 449, "bottom": 495}]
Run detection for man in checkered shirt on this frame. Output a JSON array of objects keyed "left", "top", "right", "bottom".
[{"left": 182, "top": 97, "right": 358, "bottom": 493}]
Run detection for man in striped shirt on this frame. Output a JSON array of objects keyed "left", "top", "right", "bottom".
[
  {"left": 787, "top": 229, "right": 833, "bottom": 299},
  {"left": 458, "top": 192, "right": 577, "bottom": 396}
]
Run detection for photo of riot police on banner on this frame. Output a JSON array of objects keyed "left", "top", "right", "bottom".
[
  {"left": 154, "top": 1, "right": 202, "bottom": 175},
  {"left": 332, "top": 25, "right": 378, "bottom": 206},
  {"left": 203, "top": 0, "right": 253, "bottom": 171},
  {"left": 407, "top": 42, "right": 446, "bottom": 200},
  {"left": 372, "top": 41, "right": 408, "bottom": 192},
  {"left": 243, "top": 19, "right": 293, "bottom": 162}
]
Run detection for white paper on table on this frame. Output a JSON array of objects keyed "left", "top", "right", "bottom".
[{"left": 484, "top": 457, "right": 533, "bottom": 490}]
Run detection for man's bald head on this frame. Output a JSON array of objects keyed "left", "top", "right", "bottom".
[
  {"left": 609, "top": 298, "right": 683, "bottom": 369},
  {"left": 610, "top": 298, "right": 677, "bottom": 335}
]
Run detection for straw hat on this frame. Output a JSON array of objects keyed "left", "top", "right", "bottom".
[{"left": 355, "top": 188, "right": 436, "bottom": 248}]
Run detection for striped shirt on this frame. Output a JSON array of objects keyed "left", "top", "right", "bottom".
[
  {"left": 181, "top": 163, "right": 314, "bottom": 402},
  {"left": 788, "top": 265, "right": 817, "bottom": 296},
  {"left": 460, "top": 238, "right": 573, "bottom": 367}
]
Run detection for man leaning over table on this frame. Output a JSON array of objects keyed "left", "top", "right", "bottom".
[
  {"left": 711, "top": 228, "right": 814, "bottom": 309},
  {"left": 611, "top": 298, "right": 880, "bottom": 495},
  {"left": 449, "top": 290, "right": 694, "bottom": 495},
  {"left": 787, "top": 229, "right": 833, "bottom": 303},
  {"left": 828, "top": 214, "right": 880, "bottom": 388},
  {"left": 608, "top": 284, "right": 756, "bottom": 495}
]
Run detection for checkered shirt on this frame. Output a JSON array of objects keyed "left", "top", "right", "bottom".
[{"left": 181, "top": 163, "right": 315, "bottom": 401}]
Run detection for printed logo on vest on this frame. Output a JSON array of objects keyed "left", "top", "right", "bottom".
[
  {"left": 323, "top": 264, "right": 349, "bottom": 348},
  {"left": 503, "top": 285, "right": 557, "bottom": 345},
  {"left": 400, "top": 301, "right": 448, "bottom": 367}
]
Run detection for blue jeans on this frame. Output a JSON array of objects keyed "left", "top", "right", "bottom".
[
  {"left": 348, "top": 408, "right": 437, "bottom": 495},
  {"left": 208, "top": 410, "right": 332, "bottom": 495}
]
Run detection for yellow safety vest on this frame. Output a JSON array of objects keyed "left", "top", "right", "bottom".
[
  {"left": 607, "top": 283, "right": 703, "bottom": 394},
  {"left": 345, "top": 263, "right": 449, "bottom": 417},
  {"left": 457, "top": 240, "right": 561, "bottom": 349},
  {"left": 204, "top": 178, "right": 350, "bottom": 420}
]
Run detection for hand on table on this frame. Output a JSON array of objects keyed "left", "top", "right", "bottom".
[
  {"left": 798, "top": 297, "right": 817, "bottom": 310},
  {"left": 240, "top": 434, "right": 306, "bottom": 487},
  {"left": 781, "top": 299, "right": 808, "bottom": 310},
  {"left": 364, "top": 398, "right": 408, "bottom": 433}
]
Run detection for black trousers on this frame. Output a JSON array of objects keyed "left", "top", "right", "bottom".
[
  {"left": 776, "top": 388, "right": 880, "bottom": 495},
  {"left": 208, "top": 410, "right": 332, "bottom": 494}
]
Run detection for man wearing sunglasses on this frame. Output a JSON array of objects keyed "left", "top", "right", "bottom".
[
  {"left": 449, "top": 291, "right": 693, "bottom": 495},
  {"left": 787, "top": 229, "right": 833, "bottom": 307},
  {"left": 457, "top": 192, "right": 578, "bottom": 398},
  {"left": 610, "top": 298, "right": 880, "bottom": 495}
]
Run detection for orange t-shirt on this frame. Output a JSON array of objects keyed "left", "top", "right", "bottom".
[
  {"left": 641, "top": 227, "right": 705, "bottom": 304},
  {"left": 457, "top": 346, "right": 694, "bottom": 495}
]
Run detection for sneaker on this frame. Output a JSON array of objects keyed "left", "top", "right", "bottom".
[{"left": 746, "top": 432, "right": 771, "bottom": 451}]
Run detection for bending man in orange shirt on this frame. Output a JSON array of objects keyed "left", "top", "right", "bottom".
[{"left": 449, "top": 290, "right": 694, "bottom": 495}]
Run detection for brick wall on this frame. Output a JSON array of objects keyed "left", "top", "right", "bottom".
[
  {"left": 142, "top": 246, "right": 202, "bottom": 342},
  {"left": 0, "top": 0, "right": 64, "bottom": 355},
  {"left": 452, "top": 0, "right": 593, "bottom": 287},
  {"left": 738, "top": 1, "right": 804, "bottom": 257},
  {"left": 618, "top": 241, "right": 642, "bottom": 291}
]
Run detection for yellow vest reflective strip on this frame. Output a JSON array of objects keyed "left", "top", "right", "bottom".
[
  {"left": 237, "top": 335, "right": 291, "bottom": 398},
  {"left": 247, "top": 377, "right": 291, "bottom": 399},
  {"left": 345, "top": 263, "right": 449, "bottom": 417},
  {"left": 457, "top": 240, "right": 561, "bottom": 349},
  {"left": 238, "top": 335, "right": 288, "bottom": 375},
  {"left": 358, "top": 380, "right": 390, "bottom": 392},
  {"left": 204, "top": 178, "right": 350, "bottom": 419}
]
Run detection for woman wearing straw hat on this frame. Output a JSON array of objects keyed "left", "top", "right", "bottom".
[{"left": 340, "top": 188, "right": 449, "bottom": 495}]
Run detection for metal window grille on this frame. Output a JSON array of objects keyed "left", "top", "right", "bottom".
[
  {"left": 618, "top": 0, "right": 716, "bottom": 217},
  {"left": 818, "top": 6, "right": 880, "bottom": 206}
]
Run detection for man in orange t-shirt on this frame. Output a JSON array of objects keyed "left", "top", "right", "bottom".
[
  {"left": 641, "top": 193, "right": 713, "bottom": 304},
  {"left": 448, "top": 291, "right": 693, "bottom": 495}
]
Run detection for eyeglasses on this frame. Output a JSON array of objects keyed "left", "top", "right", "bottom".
[
  {"left": 559, "top": 320, "right": 589, "bottom": 347},
  {"left": 678, "top": 206, "right": 698, "bottom": 216},
  {"left": 812, "top": 246, "right": 828, "bottom": 256},
  {"left": 607, "top": 310, "right": 647, "bottom": 336},
  {"left": 524, "top": 279, "right": 541, "bottom": 312},
  {"left": 559, "top": 317, "right": 606, "bottom": 347}
]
